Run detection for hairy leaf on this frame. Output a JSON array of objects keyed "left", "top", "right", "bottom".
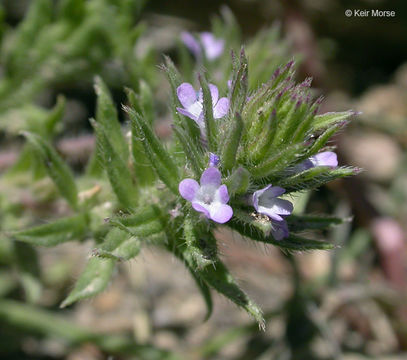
[
  {"left": 12, "top": 214, "right": 89, "bottom": 247},
  {"left": 60, "top": 257, "right": 115, "bottom": 308},
  {"left": 22, "top": 132, "right": 78, "bottom": 209}
]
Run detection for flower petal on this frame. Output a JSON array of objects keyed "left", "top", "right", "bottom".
[
  {"left": 200, "top": 32, "right": 224, "bottom": 60},
  {"left": 181, "top": 31, "right": 201, "bottom": 58},
  {"left": 209, "top": 153, "right": 220, "bottom": 167},
  {"left": 271, "top": 220, "right": 289, "bottom": 240},
  {"left": 191, "top": 202, "right": 210, "bottom": 218},
  {"left": 213, "top": 97, "right": 229, "bottom": 118},
  {"left": 259, "top": 197, "right": 293, "bottom": 217},
  {"left": 257, "top": 206, "right": 284, "bottom": 222},
  {"left": 215, "top": 184, "right": 229, "bottom": 203},
  {"left": 200, "top": 167, "right": 221, "bottom": 187},
  {"left": 209, "top": 203, "right": 233, "bottom": 224},
  {"left": 177, "top": 83, "right": 198, "bottom": 109},
  {"left": 179, "top": 179, "right": 199, "bottom": 201},
  {"left": 176, "top": 107, "right": 199, "bottom": 121},
  {"left": 208, "top": 84, "right": 219, "bottom": 105},
  {"left": 311, "top": 151, "right": 338, "bottom": 168},
  {"left": 265, "top": 186, "right": 286, "bottom": 198},
  {"left": 252, "top": 184, "right": 272, "bottom": 210}
]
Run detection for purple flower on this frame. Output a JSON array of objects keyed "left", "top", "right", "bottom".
[
  {"left": 252, "top": 185, "right": 293, "bottom": 240},
  {"left": 179, "top": 167, "right": 233, "bottom": 224},
  {"left": 270, "top": 219, "right": 289, "bottom": 241},
  {"left": 176, "top": 82, "right": 229, "bottom": 127},
  {"left": 253, "top": 185, "right": 293, "bottom": 222},
  {"left": 181, "top": 31, "right": 224, "bottom": 61},
  {"left": 209, "top": 153, "right": 220, "bottom": 167},
  {"left": 293, "top": 151, "right": 338, "bottom": 173}
]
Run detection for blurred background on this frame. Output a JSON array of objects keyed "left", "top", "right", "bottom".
[{"left": 0, "top": 0, "right": 406, "bottom": 359}]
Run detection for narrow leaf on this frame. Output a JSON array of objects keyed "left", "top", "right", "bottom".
[
  {"left": 91, "top": 119, "right": 138, "bottom": 209},
  {"left": 60, "top": 257, "right": 115, "bottom": 308},
  {"left": 12, "top": 214, "right": 88, "bottom": 247},
  {"left": 286, "top": 214, "right": 350, "bottom": 232},
  {"left": 22, "top": 132, "right": 78, "bottom": 209},
  {"left": 172, "top": 125, "right": 205, "bottom": 176},
  {"left": 221, "top": 113, "right": 243, "bottom": 173},
  {"left": 225, "top": 167, "right": 250, "bottom": 196},
  {"left": 126, "top": 107, "right": 179, "bottom": 194},
  {"left": 95, "top": 228, "right": 140, "bottom": 261},
  {"left": 249, "top": 143, "right": 303, "bottom": 179},
  {"left": 229, "top": 210, "right": 334, "bottom": 251},
  {"left": 94, "top": 77, "right": 128, "bottom": 160},
  {"left": 199, "top": 73, "right": 217, "bottom": 152},
  {"left": 198, "top": 259, "right": 265, "bottom": 327},
  {"left": 312, "top": 111, "right": 355, "bottom": 131}
]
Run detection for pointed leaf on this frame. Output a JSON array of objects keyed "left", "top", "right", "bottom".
[
  {"left": 60, "top": 257, "right": 115, "bottom": 308},
  {"left": 199, "top": 73, "right": 217, "bottom": 152},
  {"left": 91, "top": 119, "right": 138, "bottom": 209},
  {"left": 312, "top": 111, "right": 355, "bottom": 131},
  {"left": 95, "top": 228, "right": 141, "bottom": 261},
  {"left": 287, "top": 214, "right": 350, "bottom": 232},
  {"left": 94, "top": 77, "right": 128, "bottom": 160},
  {"left": 11, "top": 214, "right": 88, "bottom": 247},
  {"left": 126, "top": 107, "right": 179, "bottom": 194},
  {"left": 221, "top": 113, "right": 243, "bottom": 173},
  {"left": 229, "top": 210, "right": 334, "bottom": 250},
  {"left": 22, "top": 132, "right": 78, "bottom": 209}
]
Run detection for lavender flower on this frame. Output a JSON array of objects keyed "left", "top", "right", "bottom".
[
  {"left": 181, "top": 31, "right": 224, "bottom": 60},
  {"left": 252, "top": 185, "right": 293, "bottom": 240},
  {"left": 209, "top": 153, "right": 220, "bottom": 167},
  {"left": 270, "top": 219, "right": 290, "bottom": 241},
  {"left": 179, "top": 167, "right": 233, "bottom": 224},
  {"left": 253, "top": 185, "right": 293, "bottom": 222},
  {"left": 293, "top": 151, "right": 338, "bottom": 173},
  {"left": 176, "top": 82, "right": 229, "bottom": 128}
]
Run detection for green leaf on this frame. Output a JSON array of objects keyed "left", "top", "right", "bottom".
[
  {"left": 132, "top": 80, "right": 155, "bottom": 125},
  {"left": 126, "top": 107, "right": 179, "bottom": 194},
  {"left": 312, "top": 111, "right": 355, "bottom": 131},
  {"left": 60, "top": 257, "right": 115, "bottom": 308},
  {"left": 229, "top": 49, "right": 248, "bottom": 114},
  {"left": 109, "top": 205, "right": 166, "bottom": 239},
  {"left": 228, "top": 210, "right": 334, "bottom": 251},
  {"left": 280, "top": 166, "right": 357, "bottom": 193},
  {"left": 172, "top": 125, "right": 205, "bottom": 177},
  {"left": 224, "top": 167, "right": 250, "bottom": 196},
  {"left": 14, "top": 242, "right": 42, "bottom": 303},
  {"left": 125, "top": 88, "right": 157, "bottom": 185},
  {"left": 4, "top": 0, "right": 52, "bottom": 74},
  {"left": 95, "top": 228, "right": 141, "bottom": 261},
  {"left": 94, "top": 76, "right": 128, "bottom": 161},
  {"left": 221, "top": 113, "right": 243, "bottom": 173},
  {"left": 286, "top": 214, "right": 350, "bottom": 232},
  {"left": 249, "top": 143, "right": 303, "bottom": 179},
  {"left": 246, "top": 109, "right": 277, "bottom": 163},
  {"left": 183, "top": 216, "right": 217, "bottom": 270},
  {"left": 91, "top": 119, "right": 138, "bottom": 209},
  {"left": 44, "top": 95, "right": 65, "bottom": 137},
  {"left": 22, "top": 132, "right": 78, "bottom": 209},
  {"left": 169, "top": 229, "right": 263, "bottom": 325},
  {"left": 199, "top": 73, "right": 217, "bottom": 152},
  {"left": 197, "top": 259, "right": 264, "bottom": 328},
  {"left": 187, "top": 267, "right": 213, "bottom": 321},
  {"left": 302, "top": 123, "right": 342, "bottom": 159},
  {"left": 11, "top": 213, "right": 88, "bottom": 247}
]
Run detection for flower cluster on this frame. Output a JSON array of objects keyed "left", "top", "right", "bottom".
[{"left": 175, "top": 71, "right": 344, "bottom": 241}]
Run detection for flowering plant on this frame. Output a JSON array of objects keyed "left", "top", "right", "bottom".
[{"left": 8, "top": 23, "right": 359, "bottom": 327}]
